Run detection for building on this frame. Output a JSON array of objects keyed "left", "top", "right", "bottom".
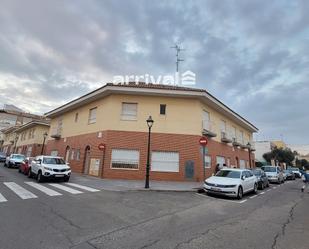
[
  {"left": 45, "top": 83, "right": 258, "bottom": 182},
  {"left": 254, "top": 141, "right": 276, "bottom": 165},
  {"left": 0, "top": 105, "right": 43, "bottom": 148},
  {"left": 1, "top": 126, "right": 19, "bottom": 155},
  {"left": 289, "top": 144, "right": 309, "bottom": 162},
  {"left": 271, "top": 140, "right": 287, "bottom": 149},
  {"left": 13, "top": 120, "right": 50, "bottom": 157}
]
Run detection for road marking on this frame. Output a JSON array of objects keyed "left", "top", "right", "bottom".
[
  {"left": 273, "top": 187, "right": 277, "bottom": 189},
  {"left": 25, "top": 182, "right": 62, "bottom": 196},
  {"left": 260, "top": 191, "right": 265, "bottom": 195},
  {"left": 266, "top": 189, "right": 271, "bottom": 192},
  {"left": 249, "top": 195, "right": 257, "bottom": 199},
  {"left": 49, "top": 184, "right": 83, "bottom": 194},
  {"left": 4, "top": 182, "right": 38, "bottom": 200},
  {"left": 238, "top": 199, "right": 247, "bottom": 203},
  {"left": 65, "top": 183, "right": 100, "bottom": 192},
  {"left": 0, "top": 193, "right": 7, "bottom": 202}
]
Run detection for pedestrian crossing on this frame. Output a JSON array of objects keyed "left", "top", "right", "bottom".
[{"left": 0, "top": 181, "right": 100, "bottom": 203}]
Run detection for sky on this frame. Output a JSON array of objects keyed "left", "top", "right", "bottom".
[{"left": 0, "top": 0, "right": 308, "bottom": 144}]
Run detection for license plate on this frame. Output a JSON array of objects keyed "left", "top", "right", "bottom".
[
  {"left": 211, "top": 187, "right": 221, "bottom": 191},
  {"left": 55, "top": 174, "right": 64, "bottom": 177}
]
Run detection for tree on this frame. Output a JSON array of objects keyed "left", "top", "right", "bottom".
[{"left": 263, "top": 147, "right": 295, "bottom": 165}]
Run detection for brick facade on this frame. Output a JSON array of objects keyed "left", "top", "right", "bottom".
[
  {"left": 46, "top": 130, "right": 255, "bottom": 182},
  {"left": 16, "top": 143, "right": 46, "bottom": 157}
]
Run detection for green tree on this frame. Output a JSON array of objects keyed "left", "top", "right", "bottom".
[{"left": 263, "top": 147, "right": 295, "bottom": 165}]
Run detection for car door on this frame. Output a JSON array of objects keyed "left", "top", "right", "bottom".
[
  {"left": 32, "top": 156, "right": 40, "bottom": 174},
  {"left": 247, "top": 170, "right": 256, "bottom": 190},
  {"left": 242, "top": 171, "right": 250, "bottom": 193}
]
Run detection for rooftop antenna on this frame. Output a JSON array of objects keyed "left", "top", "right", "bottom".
[{"left": 171, "top": 44, "right": 185, "bottom": 73}]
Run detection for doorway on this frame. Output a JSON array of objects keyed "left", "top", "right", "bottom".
[
  {"left": 65, "top": 146, "right": 70, "bottom": 163},
  {"left": 83, "top": 146, "right": 91, "bottom": 174}
]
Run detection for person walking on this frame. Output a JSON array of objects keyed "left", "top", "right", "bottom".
[{"left": 301, "top": 169, "right": 309, "bottom": 192}]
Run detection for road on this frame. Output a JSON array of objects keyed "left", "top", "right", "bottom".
[{"left": 0, "top": 163, "right": 308, "bottom": 249}]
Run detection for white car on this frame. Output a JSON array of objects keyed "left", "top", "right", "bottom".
[
  {"left": 204, "top": 168, "right": 258, "bottom": 199},
  {"left": 262, "top": 166, "right": 284, "bottom": 183},
  {"left": 288, "top": 167, "right": 302, "bottom": 178},
  {"left": 5, "top": 154, "right": 25, "bottom": 168},
  {"left": 29, "top": 156, "right": 71, "bottom": 182}
]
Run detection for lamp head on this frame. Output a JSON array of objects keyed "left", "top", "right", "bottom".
[{"left": 146, "top": 116, "right": 154, "bottom": 128}]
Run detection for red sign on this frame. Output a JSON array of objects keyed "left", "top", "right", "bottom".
[
  {"left": 199, "top": 136, "right": 208, "bottom": 146},
  {"left": 98, "top": 143, "right": 106, "bottom": 151}
]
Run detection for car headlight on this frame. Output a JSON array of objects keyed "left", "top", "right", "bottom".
[
  {"left": 44, "top": 167, "right": 53, "bottom": 171},
  {"left": 204, "top": 181, "right": 210, "bottom": 186}
]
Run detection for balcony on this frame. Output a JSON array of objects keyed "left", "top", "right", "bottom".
[
  {"left": 202, "top": 120, "right": 217, "bottom": 138},
  {"left": 232, "top": 138, "right": 242, "bottom": 147},
  {"left": 50, "top": 127, "right": 62, "bottom": 139},
  {"left": 221, "top": 131, "right": 232, "bottom": 143}
]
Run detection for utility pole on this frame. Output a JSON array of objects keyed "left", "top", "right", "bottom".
[{"left": 171, "top": 44, "right": 184, "bottom": 73}]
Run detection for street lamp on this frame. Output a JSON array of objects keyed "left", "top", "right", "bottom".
[
  {"left": 41, "top": 132, "right": 48, "bottom": 155},
  {"left": 247, "top": 142, "right": 252, "bottom": 168},
  {"left": 145, "top": 116, "right": 154, "bottom": 189}
]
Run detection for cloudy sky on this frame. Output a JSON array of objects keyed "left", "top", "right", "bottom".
[{"left": 0, "top": 0, "right": 308, "bottom": 144}]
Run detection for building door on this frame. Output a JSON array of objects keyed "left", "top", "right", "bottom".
[
  {"left": 83, "top": 146, "right": 91, "bottom": 174},
  {"left": 235, "top": 156, "right": 239, "bottom": 168},
  {"left": 185, "top": 160, "right": 194, "bottom": 179},
  {"left": 65, "top": 146, "right": 70, "bottom": 163}
]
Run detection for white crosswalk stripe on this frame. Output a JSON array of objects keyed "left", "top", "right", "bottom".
[
  {"left": 4, "top": 182, "right": 38, "bottom": 200},
  {"left": 25, "top": 182, "right": 62, "bottom": 196},
  {"left": 48, "top": 183, "right": 83, "bottom": 194},
  {"left": 0, "top": 193, "right": 8, "bottom": 202},
  {"left": 65, "top": 183, "right": 100, "bottom": 192}
]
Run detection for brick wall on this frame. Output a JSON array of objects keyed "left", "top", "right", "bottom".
[{"left": 46, "top": 130, "right": 255, "bottom": 182}]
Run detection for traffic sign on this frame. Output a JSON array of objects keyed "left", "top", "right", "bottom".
[
  {"left": 199, "top": 136, "right": 208, "bottom": 146},
  {"left": 98, "top": 143, "right": 106, "bottom": 151}
]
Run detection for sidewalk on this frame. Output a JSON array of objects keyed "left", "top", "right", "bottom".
[{"left": 70, "top": 173, "right": 202, "bottom": 192}]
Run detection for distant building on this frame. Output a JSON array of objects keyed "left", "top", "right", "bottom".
[
  {"left": 271, "top": 140, "right": 287, "bottom": 149},
  {"left": 289, "top": 144, "right": 309, "bottom": 162},
  {"left": 254, "top": 141, "right": 276, "bottom": 164},
  {"left": 0, "top": 105, "right": 44, "bottom": 149}
]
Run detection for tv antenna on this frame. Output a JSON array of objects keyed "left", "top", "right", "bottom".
[{"left": 171, "top": 44, "right": 185, "bottom": 73}]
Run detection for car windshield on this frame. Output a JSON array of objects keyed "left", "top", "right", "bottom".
[
  {"left": 262, "top": 167, "right": 276, "bottom": 172},
  {"left": 43, "top": 157, "right": 66, "bottom": 165},
  {"left": 253, "top": 170, "right": 262, "bottom": 176},
  {"left": 289, "top": 167, "right": 299, "bottom": 171},
  {"left": 12, "top": 155, "right": 25, "bottom": 160},
  {"left": 284, "top": 170, "right": 291, "bottom": 173},
  {"left": 0, "top": 152, "right": 6, "bottom": 156},
  {"left": 216, "top": 170, "right": 241, "bottom": 179}
]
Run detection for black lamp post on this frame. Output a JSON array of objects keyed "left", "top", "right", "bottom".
[
  {"left": 145, "top": 116, "right": 154, "bottom": 189},
  {"left": 41, "top": 132, "right": 48, "bottom": 155},
  {"left": 247, "top": 142, "right": 252, "bottom": 168}
]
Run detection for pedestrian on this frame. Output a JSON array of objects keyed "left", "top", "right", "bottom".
[
  {"left": 215, "top": 163, "right": 221, "bottom": 174},
  {"left": 301, "top": 169, "right": 309, "bottom": 192}
]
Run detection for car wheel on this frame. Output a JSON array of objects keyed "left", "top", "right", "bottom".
[
  {"left": 27, "top": 169, "right": 32, "bottom": 178},
  {"left": 64, "top": 176, "right": 70, "bottom": 182},
  {"left": 253, "top": 183, "right": 258, "bottom": 194},
  {"left": 37, "top": 171, "right": 44, "bottom": 183},
  {"left": 261, "top": 182, "right": 265, "bottom": 190},
  {"left": 237, "top": 186, "right": 243, "bottom": 200}
]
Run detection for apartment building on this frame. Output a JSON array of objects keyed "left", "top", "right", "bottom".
[
  {"left": 45, "top": 83, "right": 258, "bottom": 182},
  {"left": 1, "top": 120, "right": 50, "bottom": 157}
]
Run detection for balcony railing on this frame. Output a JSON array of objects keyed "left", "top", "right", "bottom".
[
  {"left": 50, "top": 127, "right": 62, "bottom": 139},
  {"left": 221, "top": 131, "right": 232, "bottom": 143},
  {"left": 232, "top": 137, "right": 242, "bottom": 147},
  {"left": 202, "top": 120, "right": 217, "bottom": 137}
]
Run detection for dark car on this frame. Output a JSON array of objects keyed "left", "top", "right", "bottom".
[
  {"left": 283, "top": 169, "right": 295, "bottom": 180},
  {"left": 252, "top": 169, "right": 269, "bottom": 189},
  {"left": 0, "top": 152, "right": 6, "bottom": 163},
  {"left": 19, "top": 157, "right": 34, "bottom": 175}
]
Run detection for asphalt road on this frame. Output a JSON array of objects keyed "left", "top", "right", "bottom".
[{"left": 0, "top": 163, "right": 308, "bottom": 249}]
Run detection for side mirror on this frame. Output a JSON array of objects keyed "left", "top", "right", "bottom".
[
  {"left": 241, "top": 175, "right": 245, "bottom": 180},
  {"left": 37, "top": 159, "right": 42, "bottom": 164}
]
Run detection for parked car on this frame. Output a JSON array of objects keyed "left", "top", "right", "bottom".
[
  {"left": 261, "top": 166, "right": 284, "bottom": 184},
  {"left": 287, "top": 167, "right": 302, "bottom": 178},
  {"left": 4, "top": 154, "right": 25, "bottom": 168},
  {"left": 252, "top": 169, "right": 269, "bottom": 189},
  {"left": 0, "top": 152, "right": 6, "bottom": 163},
  {"left": 18, "top": 157, "right": 34, "bottom": 175},
  {"left": 283, "top": 169, "right": 295, "bottom": 180},
  {"left": 204, "top": 168, "right": 258, "bottom": 199},
  {"left": 29, "top": 156, "right": 71, "bottom": 182}
]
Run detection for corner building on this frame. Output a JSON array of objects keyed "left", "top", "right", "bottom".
[{"left": 45, "top": 83, "right": 258, "bottom": 182}]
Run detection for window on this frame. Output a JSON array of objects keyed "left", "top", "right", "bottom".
[
  {"left": 160, "top": 104, "right": 166, "bottom": 115},
  {"left": 151, "top": 151, "right": 179, "bottom": 172},
  {"left": 71, "top": 149, "right": 75, "bottom": 160},
  {"left": 111, "top": 149, "right": 139, "bottom": 169},
  {"left": 76, "top": 149, "right": 80, "bottom": 161},
  {"left": 204, "top": 155, "right": 211, "bottom": 168},
  {"left": 88, "top": 107, "right": 97, "bottom": 124},
  {"left": 26, "top": 146, "right": 32, "bottom": 157},
  {"left": 50, "top": 150, "right": 58, "bottom": 156},
  {"left": 32, "top": 129, "right": 35, "bottom": 138},
  {"left": 232, "top": 126, "right": 236, "bottom": 139},
  {"left": 121, "top": 103, "right": 138, "bottom": 120},
  {"left": 220, "top": 120, "right": 226, "bottom": 132},
  {"left": 74, "top": 113, "right": 79, "bottom": 123},
  {"left": 216, "top": 156, "right": 226, "bottom": 166},
  {"left": 239, "top": 159, "right": 246, "bottom": 169}
]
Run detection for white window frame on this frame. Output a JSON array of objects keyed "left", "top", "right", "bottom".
[
  {"left": 216, "top": 156, "right": 226, "bottom": 166},
  {"left": 239, "top": 159, "right": 246, "bottom": 169},
  {"left": 220, "top": 120, "right": 226, "bottom": 132},
  {"left": 88, "top": 107, "right": 97, "bottom": 124},
  {"left": 151, "top": 151, "right": 179, "bottom": 172},
  {"left": 111, "top": 149, "right": 139, "bottom": 170},
  {"left": 204, "top": 155, "right": 211, "bottom": 168},
  {"left": 121, "top": 103, "right": 138, "bottom": 121}
]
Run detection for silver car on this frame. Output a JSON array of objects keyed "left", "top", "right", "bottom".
[{"left": 261, "top": 166, "right": 284, "bottom": 184}]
